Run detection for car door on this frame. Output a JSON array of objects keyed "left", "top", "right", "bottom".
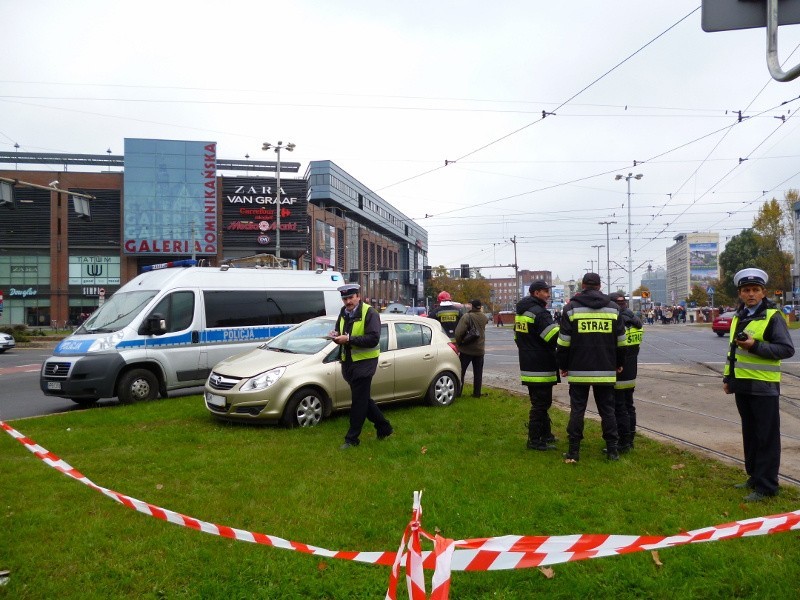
[
  {"left": 328, "top": 324, "right": 393, "bottom": 407},
  {"left": 370, "top": 324, "right": 395, "bottom": 402},
  {"left": 391, "top": 321, "right": 435, "bottom": 399}
]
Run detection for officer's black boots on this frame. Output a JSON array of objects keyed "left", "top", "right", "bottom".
[
  {"left": 562, "top": 441, "right": 580, "bottom": 462},
  {"left": 605, "top": 443, "right": 620, "bottom": 461}
]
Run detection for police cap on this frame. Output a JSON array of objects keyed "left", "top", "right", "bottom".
[{"left": 733, "top": 268, "right": 768, "bottom": 289}]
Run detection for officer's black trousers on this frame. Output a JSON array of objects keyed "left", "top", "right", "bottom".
[
  {"left": 567, "top": 384, "right": 617, "bottom": 446},
  {"left": 527, "top": 384, "right": 554, "bottom": 442},
  {"left": 342, "top": 363, "right": 391, "bottom": 445},
  {"left": 735, "top": 393, "right": 780, "bottom": 496},
  {"left": 613, "top": 387, "right": 636, "bottom": 440}
]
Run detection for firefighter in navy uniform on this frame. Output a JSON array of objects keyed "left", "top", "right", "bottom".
[
  {"left": 515, "top": 280, "right": 560, "bottom": 450},
  {"left": 723, "top": 268, "right": 794, "bottom": 502},
  {"left": 556, "top": 273, "right": 627, "bottom": 462},
  {"left": 429, "top": 291, "right": 464, "bottom": 341},
  {"left": 609, "top": 292, "right": 643, "bottom": 453}
]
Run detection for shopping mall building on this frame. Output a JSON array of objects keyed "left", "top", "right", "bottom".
[{"left": 0, "top": 138, "right": 428, "bottom": 327}]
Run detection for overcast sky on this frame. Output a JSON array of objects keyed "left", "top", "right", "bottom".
[{"left": 3, "top": 1, "right": 800, "bottom": 290}]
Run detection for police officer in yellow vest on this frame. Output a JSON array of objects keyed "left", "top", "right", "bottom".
[
  {"left": 723, "top": 268, "right": 794, "bottom": 502},
  {"left": 331, "top": 284, "right": 393, "bottom": 449}
]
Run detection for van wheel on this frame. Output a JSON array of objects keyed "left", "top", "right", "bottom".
[
  {"left": 716, "top": 331, "right": 725, "bottom": 337},
  {"left": 427, "top": 371, "right": 458, "bottom": 406},
  {"left": 281, "top": 388, "right": 324, "bottom": 428},
  {"left": 118, "top": 369, "right": 158, "bottom": 403}
]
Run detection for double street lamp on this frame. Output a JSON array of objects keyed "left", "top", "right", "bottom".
[
  {"left": 615, "top": 173, "right": 643, "bottom": 299},
  {"left": 591, "top": 244, "right": 605, "bottom": 279},
  {"left": 262, "top": 141, "right": 296, "bottom": 258}
]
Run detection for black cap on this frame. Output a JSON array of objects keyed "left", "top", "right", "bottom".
[
  {"left": 529, "top": 280, "right": 552, "bottom": 293},
  {"left": 470, "top": 299, "right": 482, "bottom": 309},
  {"left": 582, "top": 272, "right": 601, "bottom": 287}
]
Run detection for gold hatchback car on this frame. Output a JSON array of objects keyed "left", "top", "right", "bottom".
[{"left": 204, "top": 313, "right": 462, "bottom": 427}]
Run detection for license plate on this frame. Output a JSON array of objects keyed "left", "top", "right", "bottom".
[
  {"left": 206, "top": 392, "right": 226, "bottom": 408},
  {"left": 47, "top": 381, "right": 62, "bottom": 391}
]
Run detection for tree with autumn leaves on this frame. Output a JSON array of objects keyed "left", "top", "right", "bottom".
[
  {"left": 718, "top": 189, "right": 797, "bottom": 301},
  {"left": 426, "top": 265, "right": 492, "bottom": 310}
]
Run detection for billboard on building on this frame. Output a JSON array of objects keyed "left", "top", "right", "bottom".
[
  {"left": 123, "top": 139, "right": 217, "bottom": 255},
  {"left": 221, "top": 177, "right": 309, "bottom": 257},
  {"left": 689, "top": 242, "right": 719, "bottom": 287}
]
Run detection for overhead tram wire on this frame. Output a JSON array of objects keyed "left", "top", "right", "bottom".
[
  {"left": 375, "top": 7, "right": 701, "bottom": 194},
  {"left": 632, "top": 43, "right": 800, "bottom": 247},
  {"left": 634, "top": 105, "right": 800, "bottom": 255}
]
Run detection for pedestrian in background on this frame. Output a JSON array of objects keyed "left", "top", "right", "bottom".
[
  {"left": 609, "top": 292, "right": 643, "bottom": 453},
  {"left": 723, "top": 268, "right": 794, "bottom": 502},
  {"left": 331, "top": 284, "right": 393, "bottom": 449},
  {"left": 455, "top": 299, "right": 489, "bottom": 398},
  {"left": 557, "top": 273, "right": 627, "bottom": 462},
  {"left": 515, "top": 280, "right": 560, "bottom": 450},
  {"left": 429, "top": 290, "right": 464, "bottom": 341}
]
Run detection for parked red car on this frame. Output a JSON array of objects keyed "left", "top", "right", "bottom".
[{"left": 712, "top": 311, "right": 736, "bottom": 337}]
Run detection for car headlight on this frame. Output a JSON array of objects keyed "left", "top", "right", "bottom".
[
  {"left": 240, "top": 366, "right": 286, "bottom": 392},
  {"left": 87, "top": 331, "right": 125, "bottom": 352}
]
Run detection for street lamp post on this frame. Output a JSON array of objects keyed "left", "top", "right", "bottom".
[
  {"left": 615, "top": 173, "right": 643, "bottom": 299},
  {"left": 591, "top": 244, "right": 604, "bottom": 279},
  {"left": 598, "top": 220, "right": 616, "bottom": 289},
  {"left": 262, "top": 141, "right": 296, "bottom": 259}
]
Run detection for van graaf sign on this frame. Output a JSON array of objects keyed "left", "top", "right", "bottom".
[
  {"left": 69, "top": 256, "right": 121, "bottom": 285},
  {"left": 122, "top": 140, "right": 217, "bottom": 255},
  {"left": 222, "top": 178, "right": 308, "bottom": 253}
]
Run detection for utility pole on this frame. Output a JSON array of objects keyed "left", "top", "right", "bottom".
[{"left": 510, "top": 235, "right": 519, "bottom": 303}]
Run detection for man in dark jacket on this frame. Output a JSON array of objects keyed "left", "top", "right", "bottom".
[
  {"left": 556, "top": 273, "right": 627, "bottom": 462},
  {"left": 609, "top": 292, "right": 644, "bottom": 453},
  {"left": 331, "top": 284, "right": 393, "bottom": 449},
  {"left": 454, "top": 299, "right": 489, "bottom": 397},
  {"left": 723, "top": 268, "right": 794, "bottom": 502},
  {"left": 515, "top": 280, "right": 560, "bottom": 450}
]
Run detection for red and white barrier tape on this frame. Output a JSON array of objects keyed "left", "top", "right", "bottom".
[{"left": 4, "top": 420, "right": 800, "bottom": 599}]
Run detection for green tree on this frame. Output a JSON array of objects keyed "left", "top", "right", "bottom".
[
  {"left": 687, "top": 285, "right": 708, "bottom": 306},
  {"left": 752, "top": 197, "right": 793, "bottom": 292},
  {"left": 718, "top": 228, "right": 761, "bottom": 298}
]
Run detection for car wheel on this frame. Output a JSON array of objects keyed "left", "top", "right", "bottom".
[
  {"left": 281, "top": 387, "right": 325, "bottom": 428},
  {"left": 117, "top": 368, "right": 158, "bottom": 403},
  {"left": 69, "top": 397, "right": 99, "bottom": 406},
  {"left": 427, "top": 371, "right": 458, "bottom": 406},
  {"left": 0, "top": 349, "right": 6, "bottom": 354},
  {"left": 716, "top": 331, "right": 725, "bottom": 337}
]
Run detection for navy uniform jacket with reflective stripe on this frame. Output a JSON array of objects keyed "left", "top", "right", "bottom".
[
  {"left": 514, "top": 295, "right": 560, "bottom": 386},
  {"left": 617, "top": 308, "right": 643, "bottom": 386},
  {"left": 556, "top": 289, "right": 626, "bottom": 385}
]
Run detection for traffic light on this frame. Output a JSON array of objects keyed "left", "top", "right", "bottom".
[
  {"left": 641, "top": 291, "right": 650, "bottom": 298},
  {"left": 0, "top": 181, "right": 16, "bottom": 210},
  {"left": 423, "top": 265, "right": 432, "bottom": 280},
  {"left": 775, "top": 290, "right": 783, "bottom": 297},
  {"left": 460, "top": 263, "right": 470, "bottom": 279}
]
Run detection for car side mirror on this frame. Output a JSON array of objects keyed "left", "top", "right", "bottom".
[{"left": 142, "top": 313, "right": 167, "bottom": 336}]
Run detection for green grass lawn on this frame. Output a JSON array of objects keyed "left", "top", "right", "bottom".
[{"left": 2, "top": 388, "right": 799, "bottom": 599}]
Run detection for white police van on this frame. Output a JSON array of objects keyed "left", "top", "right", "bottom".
[{"left": 40, "top": 262, "right": 345, "bottom": 404}]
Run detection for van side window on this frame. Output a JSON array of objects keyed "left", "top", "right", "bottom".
[
  {"left": 149, "top": 291, "right": 195, "bottom": 333},
  {"left": 203, "top": 290, "right": 326, "bottom": 328}
]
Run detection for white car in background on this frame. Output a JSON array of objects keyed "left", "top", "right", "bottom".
[
  {"left": 204, "top": 313, "right": 462, "bottom": 427},
  {"left": 0, "top": 333, "right": 15, "bottom": 353}
]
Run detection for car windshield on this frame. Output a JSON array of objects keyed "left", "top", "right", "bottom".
[
  {"left": 263, "top": 317, "right": 337, "bottom": 355},
  {"left": 76, "top": 291, "right": 159, "bottom": 334}
]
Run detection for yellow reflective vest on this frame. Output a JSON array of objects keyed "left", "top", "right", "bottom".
[
  {"left": 724, "top": 309, "right": 781, "bottom": 383},
  {"left": 338, "top": 303, "right": 380, "bottom": 362}
]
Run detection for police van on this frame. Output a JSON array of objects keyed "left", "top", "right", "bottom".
[{"left": 40, "top": 262, "right": 345, "bottom": 404}]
